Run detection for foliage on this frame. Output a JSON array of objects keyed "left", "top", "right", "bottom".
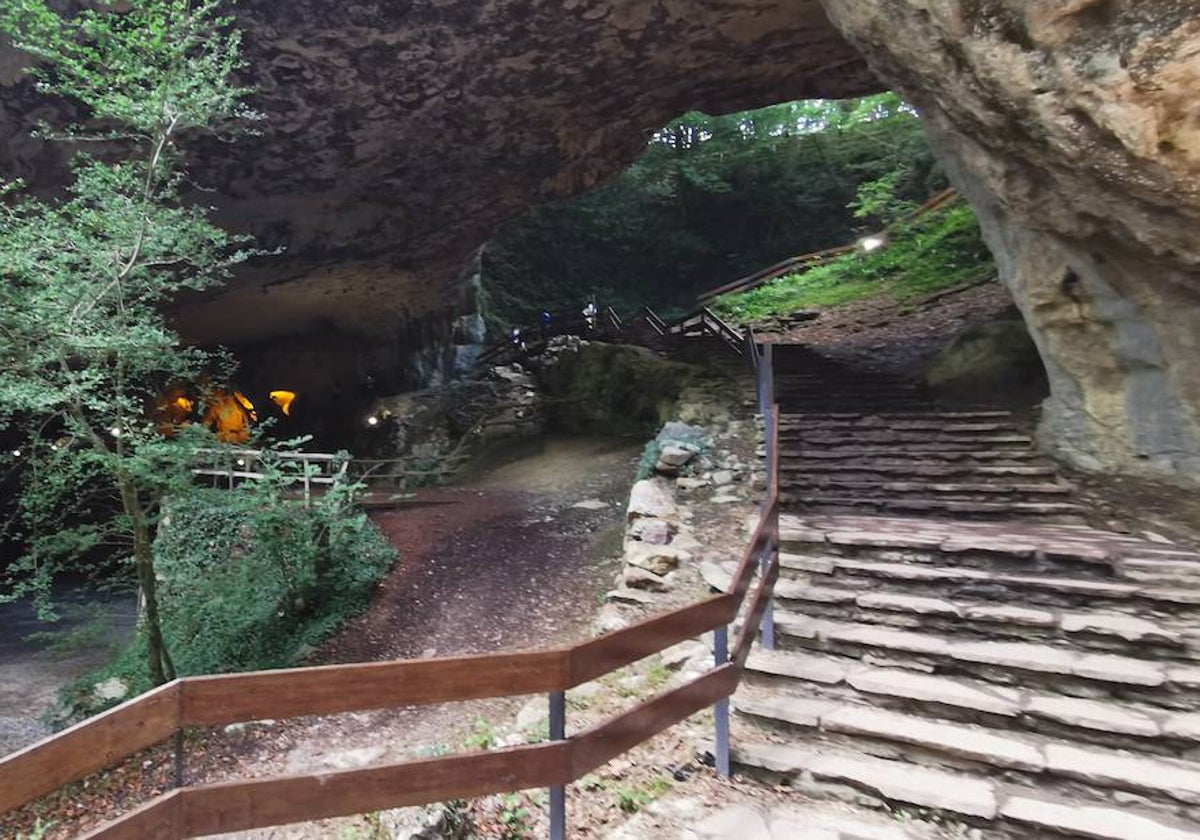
[
  {"left": 465, "top": 715, "right": 499, "bottom": 751},
  {"left": 58, "top": 465, "right": 396, "bottom": 713},
  {"left": 635, "top": 440, "right": 662, "bottom": 480},
  {"left": 710, "top": 202, "right": 995, "bottom": 324},
  {"left": 482, "top": 92, "right": 942, "bottom": 327},
  {"left": 0, "top": 0, "right": 261, "bottom": 684},
  {"left": 497, "top": 793, "right": 534, "bottom": 840},
  {"left": 613, "top": 775, "right": 672, "bottom": 813}
]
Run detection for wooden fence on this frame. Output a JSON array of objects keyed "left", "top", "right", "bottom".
[
  {"left": 696, "top": 187, "right": 961, "bottom": 304},
  {"left": 1, "top": 417, "right": 781, "bottom": 840}
]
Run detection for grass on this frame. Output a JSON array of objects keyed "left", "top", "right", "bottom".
[{"left": 711, "top": 203, "right": 995, "bottom": 324}]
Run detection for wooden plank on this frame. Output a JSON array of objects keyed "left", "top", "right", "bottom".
[
  {"left": 725, "top": 498, "right": 778, "bottom": 604},
  {"left": 569, "top": 596, "right": 736, "bottom": 687},
  {"left": 182, "top": 649, "right": 569, "bottom": 726},
  {"left": 571, "top": 666, "right": 738, "bottom": 777},
  {"left": 733, "top": 553, "right": 781, "bottom": 668},
  {"left": 0, "top": 682, "right": 180, "bottom": 815},
  {"left": 79, "top": 790, "right": 184, "bottom": 840},
  {"left": 180, "top": 743, "right": 571, "bottom": 836}
]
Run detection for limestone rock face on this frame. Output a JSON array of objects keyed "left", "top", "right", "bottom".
[
  {"left": 0, "top": 0, "right": 872, "bottom": 351},
  {"left": 818, "top": 1, "right": 1200, "bottom": 482}
]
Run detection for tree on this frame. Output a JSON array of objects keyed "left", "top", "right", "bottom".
[{"left": 0, "top": 0, "right": 259, "bottom": 684}]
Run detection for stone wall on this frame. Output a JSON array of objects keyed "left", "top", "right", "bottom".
[{"left": 819, "top": 0, "right": 1200, "bottom": 483}]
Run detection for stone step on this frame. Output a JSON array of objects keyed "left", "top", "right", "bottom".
[
  {"left": 771, "top": 582, "right": 1192, "bottom": 657},
  {"left": 734, "top": 695, "right": 1200, "bottom": 809},
  {"left": 773, "top": 447, "right": 1043, "bottom": 461},
  {"left": 729, "top": 741, "right": 1200, "bottom": 839},
  {"left": 745, "top": 648, "right": 1200, "bottom": 752},
  {"left": 779, "top": 432, "right": 1034, "bottom": 446},
  {"left": 777, "top": 420, "right": 1022, "bottom": 432},
  {"left": 781, "top": 495, "right": 1088, "bottom": 519},
  {"left": 778, "top": 463, "right": 1058, "bottom": 478},
  {"left": 777, "top": 553, "right": 1200, "bottom": 612},
  {"left": 779, "top": 478, "right": 1073, "bottom": 496},
  {"left": 772, "top": 615, "right": 1200, "bottom": 707},
  {"left": 778, "top": 411, "right": 1014, "bottom": 421}
]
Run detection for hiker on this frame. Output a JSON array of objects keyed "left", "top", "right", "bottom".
[
  {"left": 511, "top": 326, "right": 526, "bottom": 353},
  {"left": 540, "top": 309, "right": 552, "bottom": 338},
  {"left": 583, "top": 300, "right": 598, "bottom": 332}
]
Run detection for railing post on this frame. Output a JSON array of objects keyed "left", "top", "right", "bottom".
[
  {"left": 713, "top": 626, "right": 731, "bottom": 777},
  {"left": 549, "top": 690, "right": 566, "bottom": 840},
  {"left": 757, "top": 346, "right": 777, "bottom": 652}
]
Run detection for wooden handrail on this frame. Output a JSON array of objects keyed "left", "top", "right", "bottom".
[
  {"left": 696, "top": 188, "right": 961, "bottom": 303},
  {"left": 7, "top": 400, "right": 783, "bottom": 839}
]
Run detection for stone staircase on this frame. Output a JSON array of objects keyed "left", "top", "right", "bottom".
[
  {"left": 769, "top": 345, "right": 1084, "bottom": 521},
  {"left": 711, "top": 514, "right": 1200, "bottom": 839}
]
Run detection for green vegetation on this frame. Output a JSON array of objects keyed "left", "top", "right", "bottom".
[
  {"left": 711, "top": 202, "right": 994, "bottom": 324},
  {"left": 0, "top": 0, "right": 260, "bottom": 684},
  {"left": 57, "top": 467, "right": 396, "bottom": 715},
  {"left": 613, "top": 774, "right": 673, "bottom": 813},
  {"left": 483, "top": 93, "right": 943, "bottom": 326}
]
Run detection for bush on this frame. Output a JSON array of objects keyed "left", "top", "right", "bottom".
[
  {"left": 57, "top": 470, "right": 397, "bottom": 716},
  {"left": 711, "top": 202, "right": 995, "bottom": 323}
]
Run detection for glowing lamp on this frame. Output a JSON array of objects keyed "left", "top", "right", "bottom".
[
  {"left": 109, "top": 427, "right": 122, "bottom": 438},
  {"left": 269, "top": 390, "right": 297, "bottom": 417},
  {"left": 10, "top": 449, "right": 20, "bottom": 457},
  {"left": 366, "top": 415, "right": 380, "bottom": 427},
  {"left": 858, "top": 235, "right": 887, "bottom": 253}
]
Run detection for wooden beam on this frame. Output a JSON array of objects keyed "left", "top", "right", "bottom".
[
  {"left": 79, "top": 790, "right": 184, "bottom": 840},
  {"left": 182, "top": 649, "right": 570, "bottom": 726},
  {"left": 180, "top": 743, "right": 571, "bottom": 836},
  {"left": 0, "top": 682, "right": 180, "bottom": 815},
  {"left": 569, "top": 596, "right": 736, "bottom": 686},
  {"left": 571, "top": 666, "right": 738, "bottom": 777}
]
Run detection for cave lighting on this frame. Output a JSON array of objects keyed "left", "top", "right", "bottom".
[
  {"left": 236, "top": 458, "right": 246, "bottom": 467},
  {"left": 174, "top": 396, "right": 194, "bottom": 414},
  {"left": 109, "top": 426, "right": 122, "bottom": 438},
  {"left": 10, "top": 449, "right": 20, "bottom": 457},
  {"left": 858, "top": 235, "right": 887, "bottom": 253},
  {"left": 366, "top": 415, "right": 380, "bottom": 427},
  {"left": 233, "top": 391, "right": 258, "bottom": 422},
  {"left": 269, "top": 390, "right": 297, "bottom": 417}
]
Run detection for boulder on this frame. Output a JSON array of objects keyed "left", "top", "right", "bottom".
[
  {"left": 625, "top": 543, "right": 691, "bottom": 576},
  {"left": 627, "top": 477, "right": 678, "bottom": 521},
  {"left": 623, "top": 565, "right": 671, "bottom": 592},
  {"left": 627, "top": 517, "right": 673, "bottom": 545}
]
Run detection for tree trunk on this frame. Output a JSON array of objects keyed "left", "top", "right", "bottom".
[{"left": 120, "top": 476, "right": 175, "bottom": 684}]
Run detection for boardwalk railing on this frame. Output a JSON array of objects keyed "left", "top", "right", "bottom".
[
  {"left": 3, "top": 397, "right": 781, "bottom": 840},
  {"left": 191, "top": 448, "right": 349, "bottom": 504},
  {"left": 697, "top": 187, "right": 961, "bottom": 304}
]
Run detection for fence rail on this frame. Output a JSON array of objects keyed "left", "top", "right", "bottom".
[
  {"left": 2, "top": 397, "right": 781, "bottom": 839},
  {"left": 696, "top": 187, "right": 961, "bottom": 304}
]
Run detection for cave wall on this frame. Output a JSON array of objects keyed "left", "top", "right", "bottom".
[{"left": 818, "top": 0, "right": 1200, "bottom": 482}]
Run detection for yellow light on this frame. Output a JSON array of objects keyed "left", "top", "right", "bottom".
[
  {"left": 174, "top": 396, "right": 194, "bottom": 414},
  {"left": 234, "top": 391, "right": 254, "bottom": 411},
  {"left": 269, "top": 390, "right": 297, "bottom": 417}
]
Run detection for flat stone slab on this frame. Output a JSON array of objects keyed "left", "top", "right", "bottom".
[
  {"left": 855, "top": 592, "right": 961, "bottom": 616},
  {"left": 847, "top": 667, "right": 1021, "bottom": 717},
  {"left": 1044, "top": 742, "right": 1200, "bottom": 804},
  {"left": 1025, "top": 695, "right": 1161, "bottom": 738},
  {"left": 821, "top": 706, "right": 1045, "bottom": 772},
  {"left": 734, "top": 695, "right": 834, "bottom": 729},
  {"left": 693, "top": 804, "right": 772, "bottom": 840},
  {"left": 808, "top": 751, "right": 999, "bottom": 819},
  {"left": 1060, "top": 611, "right": 1183, "bottom": 645},
  {"left": 746, "top": 650, "right": 849, "bottom": 685},
  {"left": 1000, "top": 795, "right": 1200, "bottom": 840}
]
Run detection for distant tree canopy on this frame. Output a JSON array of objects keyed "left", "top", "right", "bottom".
[{"left": 482, "top": 93, "right": 946, "bottom": 325}]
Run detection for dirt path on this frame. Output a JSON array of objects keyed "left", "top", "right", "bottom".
[{"left": 191, "top": 436, "right": 640, "bottom": 838}]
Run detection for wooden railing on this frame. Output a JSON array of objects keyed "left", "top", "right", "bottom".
[
  {"left": 696, "top": 187, "right": 961, "bottom": 304},
  {"left": 2, "top": 411, "right": 782, "bottom": 840},
  {"left": 192, "top": 448, "right": 349, "bottom": 504}
]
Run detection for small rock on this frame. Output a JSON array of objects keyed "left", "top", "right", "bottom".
[
  {"left": 628, "top": 517, "right": 673, "bottom": 545},
  {"left": 594, "top": 603, "right": 631, "bottom": 633},
  {"left": 571, "top": 498, "right": 609, "bottom": 511},
  {"left": 607, "top": 587, "right": 656, "bottom": 605},
  {"left": 624, "top": 565, "right": 671, "bottom": 592},
  {"left": 92, "top": 677, "right": 129, "bottom": 704},
  {"left": 657, "top": 445, "right": 696, "bottom": 468},
  {"left": 627, "top": 477, "right": 678, "bottom": 521},
  {"left": 515, "top": 697, "right": 546, "bottom": 731},
  {"left": 676, "top": 476, "right": 711, "bottom": 491},
  {"left": 625, "top": 542, "right": 690, "bottom": 575},
  {"left": 712, "top": 469, "right": 736, "bottom": 486}
]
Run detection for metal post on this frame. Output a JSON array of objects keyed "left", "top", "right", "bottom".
[
  {"left": 713, "top": 626, "right": 731, "bottom": 777},
  {"left": 760, "top": 537, "right": 777, "bottom": 652},
  {"left": 549, "top": 690, "right": 566, "bottom": 840}
]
